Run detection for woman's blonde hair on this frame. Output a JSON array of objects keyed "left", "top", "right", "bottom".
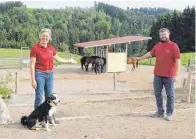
[{"left": 39, "top": 28, "right": 52, "bottom": 40}]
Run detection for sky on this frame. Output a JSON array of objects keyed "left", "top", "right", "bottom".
[{"left": 1, "top": 0, "right": 196, "bottom": 11}]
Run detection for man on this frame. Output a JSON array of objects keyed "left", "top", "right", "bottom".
[{"left": 137, "top": 28, "right": 180, "bottom": 121}]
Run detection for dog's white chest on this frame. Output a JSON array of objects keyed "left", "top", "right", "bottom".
[{"left": 49, "top": 107, "right": 56, "bottom": 116}]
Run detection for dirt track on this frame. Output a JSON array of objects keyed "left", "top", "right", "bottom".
[{"left": 0, "top": 64, "right": 195, "bottom": 139}]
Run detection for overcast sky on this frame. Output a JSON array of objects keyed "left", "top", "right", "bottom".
[{"left": 1, "top": 0, "right": 195, "bottom": 11}]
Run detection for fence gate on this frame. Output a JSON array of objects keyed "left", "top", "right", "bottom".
[{"left": 20, "top": 47, "right": 30, "bottom": 70}]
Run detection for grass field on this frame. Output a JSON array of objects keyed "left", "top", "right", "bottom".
[
  {"left": 0, "top": 48, "right": 81, "bottom": 64},
  {"left": 0, "top": 48, "right": 195, "bottom": 67},
  {"left": 138, "top": 52, "right": 195, "bottom": 67}
]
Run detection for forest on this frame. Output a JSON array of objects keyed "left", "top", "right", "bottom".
[{"left": 0, "top": 1, "right": 195, "bottom": 56}]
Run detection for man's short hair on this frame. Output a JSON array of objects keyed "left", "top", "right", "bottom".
[{"left": 159, "top": 28, "right": 170, "bottom": 34}]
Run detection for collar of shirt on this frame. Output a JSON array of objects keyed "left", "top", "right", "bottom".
[{"left": 37, "top": 42, "right": 51, "bottom": 48}]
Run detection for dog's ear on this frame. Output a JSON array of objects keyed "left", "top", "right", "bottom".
[
  {"left": 47, "top": 99, "right": 51, "bottom": 104},
  {"left": 53, "top": 93, "right": 57, "bottom": 99},
  {"left": 46, "top": 97, "right": 52, "bottom": 103},
  {"left": 49, "top": 93, "right": 56, "bottom": 100}
]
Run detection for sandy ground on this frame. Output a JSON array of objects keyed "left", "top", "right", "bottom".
[{"left": 0, "top": 64, "right": 195, "bottom": 139}]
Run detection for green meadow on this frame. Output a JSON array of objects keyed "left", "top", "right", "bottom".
[{"left": 0, "top": 48, "right": 195, "bottom": 67}]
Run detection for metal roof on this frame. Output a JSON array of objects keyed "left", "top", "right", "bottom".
[{"left": 74, "top": 36, "right": 152, "bottom": 48}]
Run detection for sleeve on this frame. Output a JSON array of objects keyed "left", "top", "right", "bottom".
[
  {"left": 150, "top": 45, "right": 156, "bottom": 56},
  {"left": 173, "top": 43, "right": 180, "bottom": 59},
  {"left": 52, "top": 47, "right": 56, "bottom": 56},
  {"left": 30, "top": 46, "right": 37, "bottom": 57}
]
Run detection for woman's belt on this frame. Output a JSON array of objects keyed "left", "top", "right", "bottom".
[{"left": 35, "top": 69, "right": 53, "bottom": 73}]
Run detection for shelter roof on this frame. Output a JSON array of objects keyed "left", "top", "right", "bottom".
[{"left": 74, "top": 36, "right": 152, "bottom": 48}]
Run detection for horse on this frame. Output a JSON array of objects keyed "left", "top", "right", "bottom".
[
  {"left": 127, "top": 56, "right": 138, "bottom": 71},
  {"left": 94, "top": 57, "right": 106, "bottom": 74},
  {"left": 85, "top": 56, "right": 100, "bottom": 72},
  {"left": 80, "top": 56, "right": 89, "bottom": 70}
]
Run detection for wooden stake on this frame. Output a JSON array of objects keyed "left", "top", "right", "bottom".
[
  {"left": 185, "top": 66, "right": 194, "bottom": 103},
  {"left": 113, "top": 72, "right": 116, "bottom": 90},
  {"left": 187, "top": 58, "right": 190, "bottom": 72},
  {"left": 15, "top": 72, "right": 18, "bottom": 94},
  {"left": 182, "top": 78, "right": 186, "bottom": 88}
]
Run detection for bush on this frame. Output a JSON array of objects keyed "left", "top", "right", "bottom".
[
  {"left": 0, "top": 70, "right": 14, "bottom": 99},
  {"left": 0, "top": 87, "right": 13, "bottom": 98}
]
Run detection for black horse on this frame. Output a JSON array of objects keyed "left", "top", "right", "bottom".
[
  {"left": 80, "top": 56, "right": 89, "bottom": 70},
  {"left": 85, "top": 56, "right": 100, "bottom": 72},
  {"left": 94, "top": 57, "right": 106, "bottom": 74}
]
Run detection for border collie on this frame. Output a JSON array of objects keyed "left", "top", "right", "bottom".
[{"left": 21, "top": 94, "right": 60, "bottom": 131}]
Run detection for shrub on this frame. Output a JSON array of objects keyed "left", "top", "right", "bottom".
[{"left": 0, "top": 70, "right": 14, "bottom": 99}]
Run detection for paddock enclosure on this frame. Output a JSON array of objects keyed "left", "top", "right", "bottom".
[
  {"left": 1, "top": 64, "right": 195, "bottom": 139},
  {"left": 0, "top": 37, "right": 195, "bottom": 139},
  {"left": 74, "top": 36, "right": 152, "bottom": 73}
]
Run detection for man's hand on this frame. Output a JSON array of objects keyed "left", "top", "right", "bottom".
[
  {"left": 32, "top": 80, "right": 37, "bottom": 89},
  {"left": 136, "top": 52, "right": 152, "bottom": 62},
  {"left": 136, "top": 57, "right": 142, "bottom": 62},
  {"left": 173, "top": 75, "right": 178, "bottom": 82},
  {"left": 174, "top": 59, "right": 180, "bottom": 82}
]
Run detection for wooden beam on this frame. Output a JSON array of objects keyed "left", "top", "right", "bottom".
[
  {"left": 113, "top": 72, "right": 116, "bottom": 90},
  {"left": 185, "top": 66, "right": 194, "bottom": 103}
]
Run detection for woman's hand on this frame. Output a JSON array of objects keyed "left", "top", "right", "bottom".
[
  {"left": 68, "top": 58, "right": 77, "bottom": 64},
  {"left": 54, "top": 54, "right": 77, "bottom": 64}
]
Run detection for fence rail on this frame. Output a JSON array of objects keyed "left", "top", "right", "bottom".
[{"left": 0, "top": 58, "right": 29, "bottom": 69}]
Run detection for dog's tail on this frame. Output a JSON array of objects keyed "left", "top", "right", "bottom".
[{"left": 21, "top": 116, "right": 28, "bottom": 126}]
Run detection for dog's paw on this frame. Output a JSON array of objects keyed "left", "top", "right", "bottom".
[
  {"left": 52, "top": 124, "right": 57, "bottom": 127},
  {"left": 45, "top": 128, "right": 51, "bottom": 132},
  {"left": 35, "top": 128, "right": 40, "bottom": 131}
]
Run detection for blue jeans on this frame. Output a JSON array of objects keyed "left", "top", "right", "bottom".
[
  {"left": 34, "top": 72, "right": 54, "bottom": 109},
  {"left": 153, "top": 75, "right": 174, "bottom": 116}
]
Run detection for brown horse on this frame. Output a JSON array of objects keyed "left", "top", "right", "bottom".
[{"left": 127, "top": 57, "right": 138, "bottom": 71}]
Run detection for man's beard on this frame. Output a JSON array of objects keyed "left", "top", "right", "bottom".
[{"left": 160, "top": 37, "right": 169, "bottom": 43}]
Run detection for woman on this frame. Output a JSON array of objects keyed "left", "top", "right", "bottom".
[{"left": 30, "top": 28, "right": 76, "bottom": 123}]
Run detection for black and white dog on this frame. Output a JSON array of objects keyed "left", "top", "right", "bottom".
[{"left": 21, "top": 93, "right": 60, "bottom": 131}]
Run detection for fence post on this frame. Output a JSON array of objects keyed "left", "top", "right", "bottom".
[
  {"left": 113, "top": 72, "right": 116, "bottom": 90},
  {"left": 182, "top": 78, "right": 186, "bottom": 88},
  {"left": 187, "top": 58, "right": 190, "bottom": 72},
  {"left": 69, "top": 53, "right": 72, "bottom": 64},
  {"left": 185, "top": 66, "right": 194, "bottom": 103},
  {"left": 15, "top": 72, "right": 18, "bottom": 94},
  {"left": 20, "top": 47, "right": 22, "bottom": 70}
]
